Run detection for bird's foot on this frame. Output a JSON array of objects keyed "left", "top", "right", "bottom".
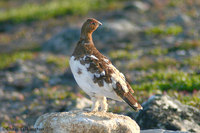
[
  {"left": 90, "top": 97, "right": 99, "bottom": 112},
  {"left": 99, "top": 97, "right": 108, "bottom": 112}
]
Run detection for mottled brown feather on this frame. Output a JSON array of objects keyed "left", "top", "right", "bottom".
[{"left": 114, "top": 82, "right": 142, "bottom": 111}]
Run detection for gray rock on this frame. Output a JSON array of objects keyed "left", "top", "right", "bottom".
[
  {"left": 124, "top": 1, "right": 150, "bottom": 11},
  {"left": 95, "top": 19, "right": 141, "bottom": 44},
  {"left": 34, "top": 110, "right": 140, "bottom": 133},
  {"left": 167, "top": 14, "right": 192, "bottom": 25},
  {"left": 42, "top": 28, "right": 80, "bottom": 54},
  {"left": 103, "top": 19, "right": 141, "bottom": 33},
  {"left": 135, "top": 95, "right": 200, "bottom": 132}
]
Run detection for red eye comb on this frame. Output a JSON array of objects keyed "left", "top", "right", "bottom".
[
  {"left": 87, "top": 18, "right": 102, "bottom": 25},
  {"left": 90, "top": 21, "right": 95, "bottom": 24}
]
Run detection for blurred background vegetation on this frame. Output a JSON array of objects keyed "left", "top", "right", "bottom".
[{"left": 0, "top": 0, "right": 199, "bottom": 129}]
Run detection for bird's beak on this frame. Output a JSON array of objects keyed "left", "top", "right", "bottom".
[{"left": 98, "top": 21, "right": 102, "bottom": 26}]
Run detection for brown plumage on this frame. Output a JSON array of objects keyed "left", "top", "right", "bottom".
[{"left": 70, "top": 18, "right": 142, "bottom": 112}]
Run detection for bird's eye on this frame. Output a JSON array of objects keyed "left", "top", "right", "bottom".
[{"left": 90, "top": 21, "right": 96, "bottom": 25}]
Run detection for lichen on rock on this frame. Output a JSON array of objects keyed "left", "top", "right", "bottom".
[{"left": 34, "top": 110, "right": 140, "bottom": 133}]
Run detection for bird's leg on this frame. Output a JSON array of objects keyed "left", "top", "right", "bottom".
[
  {"left": 91, "top": 97, "right": 99, "bottom": 112},
  {"left": 99, "top": 96, "right": 108, "bottom": 112}
]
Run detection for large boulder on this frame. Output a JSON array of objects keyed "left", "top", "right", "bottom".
[
  {"left": 34, "top": 110, "right": 140, "bottom": 133},
  {"left": 135, "top": 95, "right": 200, "bottom": 132}
]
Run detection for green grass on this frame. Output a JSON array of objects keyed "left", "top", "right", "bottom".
[
  {"left": 148, "top": 47, "right": 168, "bottom": 56},
  {"left": 167, "top": 90, "right": 200, "bottom": 108},
  {"left": 183, "top": 55, "right": 200, "bottom": 70},
  {"left": 109, "top": 49, "right": 142, "bottom": 60},
  {"left": 145, "top": 25, "right": 183, "bottom": 36},
  {"left": 0, "top": 0, "right": 123, "bottom": 23},
  {"left": 146, "top": 40, "right": 200, "bottom": 56},
  {"left": 127, "top": 57, "right": 178, "bottom": 70},
  {"left": 46, "top": 55, "right": 69, "bottom": 70},
  {"left": 0, "top": 48, "right": 69, "bottom": 70},
  {"left": 0, "top": 51, "right": 36, "bottom": 69},
  {"left": 34, "top": 87, "right": 76, "bottom": 100},
  {"left": 1, "top": 117, "right": 25, "bottom": 128},
  {"left": 132, "top": 70, "right": 200, "bottom": 91}
]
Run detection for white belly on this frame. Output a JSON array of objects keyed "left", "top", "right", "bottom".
[{"left": 69, "top": 56, "right": 122, "bottom": 101}]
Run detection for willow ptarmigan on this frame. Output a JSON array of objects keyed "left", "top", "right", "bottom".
[{"left": 70, "top": 18, "right": 143, "bottom": 112}]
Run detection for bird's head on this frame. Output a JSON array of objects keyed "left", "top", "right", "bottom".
[{"left": 81, "top": 18, "right": 102, "bottom": 34}]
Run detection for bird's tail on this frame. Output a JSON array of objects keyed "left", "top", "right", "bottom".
[{"left": 123, "top": 92, "right": 143, "bottom": 111}]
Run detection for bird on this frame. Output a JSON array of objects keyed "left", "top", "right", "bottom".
[{"left": 70, "top": 18, "right": 143, "bottom": 112}]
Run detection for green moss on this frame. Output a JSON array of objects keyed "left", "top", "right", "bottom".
[
  {"left": 165, "top": 25, "right": 183, "bottom": 35},
  {"left": 167, "top": 0, "right": 184, "bottom": 7},
  {"left": 148, "top": 47, "right": 168, "bottom": 56},
  {"left": 0, "top": 51, "right": 35, "bottom": 69},
  {"left": 34, "top": 87, "right": 76, "bottom": 100},
  {"left": 132, "top": 70, "right": 200, "bottom": 91},
  {"left": 109, "top": 50, "right": 141, "bottom": 60},
  {"left": 168, "top": 40, "right": 200, "bottom": 52},
  {"left": 183, "top": 55, "right": 200, "bottom": 70},
  {"left": 1, "top": 122, "right": 9, "bottom": 128},
  {"left": 146, "top": 26, "right": 164, "bottom": 35},
  {"left": 1, "top": 117, "right": 25, "bottom": 128},
  {"left": 46, "top": 55, "right": 69, "bottom": 69},
  {"left": 0, "top": 0, "right": 123, "bottom": 24},
  {"left": 125, "top": 43, "right": 134, "bottom": 50},
  {"left": 109, "top": 50, "right": 131, "bottom": 60},
  {"left": 145, "top": 25, "right": 183, "bottom": 36},
  {"left": 167, "top": 90, "right": 200, "bottom": 109},
  {"left": 127, "top": 57, "right": 178, "bottom": 70}
]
